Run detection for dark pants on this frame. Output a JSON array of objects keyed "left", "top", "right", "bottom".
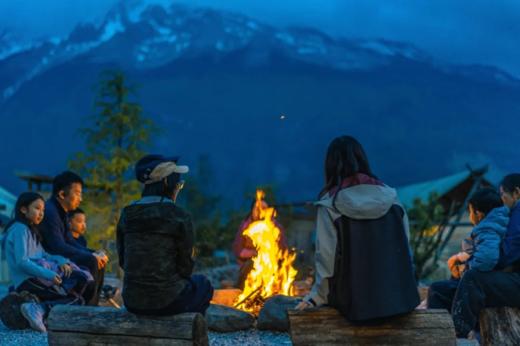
[
  {"left": 16, "top": 278, "right": 84, "bottom": 316},
  {"left": 451, "top": 269, "right": 520, "bottom": 337},
  {"left": 71, "top": 255, "right": 104, "bottom": 306},
  {"left": 427, "top": 279, "right": 460, "bottom": 311},
  {"left": 127, "top": 275, "right": 214, "bottom": 316}
]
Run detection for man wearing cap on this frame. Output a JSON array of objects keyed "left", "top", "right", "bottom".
[{"left": 116, "top": 155, "right": 213, "bottom": 315}]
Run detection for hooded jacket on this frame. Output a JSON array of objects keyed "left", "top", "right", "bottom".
[
  {"left": 304, "top": 175, "right": 419, "bottom": 320},
  {"left": 463, "top": 206, "right": 509, "bottom": 272}
]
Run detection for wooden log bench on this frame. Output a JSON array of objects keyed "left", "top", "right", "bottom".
[
  {"left": 47, "top": 305, "right": 208, "bottom": 346},
  {"left": 480, "top": 307, "right": 520, "bottom": 346},
  {"left": 288, "top": 307, "right": 456, "bottom": 345}
]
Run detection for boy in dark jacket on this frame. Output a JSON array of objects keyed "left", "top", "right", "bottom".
[
  {"left": 427, "top": 188, "right": 508, "bottom": 311},
  {"left": 116, "top": 154, "right": 213, "bottom": 315}
]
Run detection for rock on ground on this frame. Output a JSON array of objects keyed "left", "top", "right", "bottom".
[
  {"left": 257, "top": 295, "right": 300, "bottom": 332},
  {"left": 206, "top": 304, "right": 255, "bottom": 332}
]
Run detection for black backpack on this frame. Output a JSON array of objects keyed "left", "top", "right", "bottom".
[{"left": 0, "top": 291, "right": 40, "bottom": 330}]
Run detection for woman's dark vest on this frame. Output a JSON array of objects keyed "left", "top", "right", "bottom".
[{"left": 328, "top": 204, "right": 420, "bottom": 321}]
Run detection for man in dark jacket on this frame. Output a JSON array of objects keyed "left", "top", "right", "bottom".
[
  {"left": 117, "top": 154, "right": 213, "bottom": 315},
  {"left": 39, "top": 171, "right": 108, "bottom": 305}
]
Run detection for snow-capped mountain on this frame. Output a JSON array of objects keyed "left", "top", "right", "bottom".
[
  {"left": 2, "top": 2, "right": 516, "bottom": 102},
  {"left": 0, "top": 2, "right": 518, "bottom": 202}
]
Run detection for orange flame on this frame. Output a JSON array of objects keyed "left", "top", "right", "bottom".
[{"left": 234, "top": 190, "right": 298, "bottom": 314}]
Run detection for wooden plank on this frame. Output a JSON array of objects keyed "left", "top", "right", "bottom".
[
  {"left": 47, "top": 305, "right": 207, "bottom": 342},
  {"left": 480, "top": 307, "right": 520, "bottom": 346},
  {"left": 289, "top": 307, "right": 456, "bottom": 346},
  {"left": 48, "top": 331, "right": 207, "bottom": 346}
]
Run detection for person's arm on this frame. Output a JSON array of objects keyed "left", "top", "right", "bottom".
[
  {"left": 116, "top": 211, "right": 125, "bottom": 269},
  {"left": 303, "top": 205, "right": 337, "bottom": 307},
  {"left": 10, "top": 226, "right": 57, "bottom": 281},
  {"left": 43, "top": 252, "right": 70, "bottom": 266},
  {"left": 39, "top": 211, "right": 93, "bottom": 263},
  {"left": 470, "top": 228, "right": 502, "bottom": 271},
  {"left": 176, "top": 215, "right": 195, "bottom": 278}
]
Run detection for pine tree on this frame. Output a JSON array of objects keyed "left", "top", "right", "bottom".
[{"left": 69, "top": 71, "right": 154, "bottom": 252}]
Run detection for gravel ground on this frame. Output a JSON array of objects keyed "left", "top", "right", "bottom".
[
  {"left": 209, "top": 330, "right": 291, "bottom": 346},
  {"left": 0, "top": 322, "right": 48, "bottom": 346},
  {"left": 0, "top": 321, "right": 478, "bottom": 346},
  {"left": 0, "top": 320, "right": 291, "bottom": 346}
]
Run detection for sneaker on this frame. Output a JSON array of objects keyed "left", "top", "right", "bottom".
[{"left": 20, "top": 302, "right": 47, "bottom": 332}]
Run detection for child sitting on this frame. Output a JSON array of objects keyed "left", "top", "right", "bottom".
[
  {"left": 2, "top": 192, "right": 93, "bottom": 332},
  {"left": 427, "top": 187, "right": 509, "bottom": 310},
  {"left": 68, "top": 208, "right": 88, "bottom": 248}
]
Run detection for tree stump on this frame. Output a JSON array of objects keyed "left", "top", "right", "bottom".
[
  {"left": 480, "top": 307, "right": 520, "bottom": 346},
  {"left": 47, "top": 305, "right": 208, "bottom": 346},
  {"left": 288, "top": 307, "right": 456, "bottom": 346}
]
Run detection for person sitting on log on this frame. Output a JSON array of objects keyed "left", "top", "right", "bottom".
[
  {"left": 232, "top": 198, "right": 287, "bottom": 288},
  {"left": 295, "top": 135, "right": 419, "bottom": 321},
  {"left": 38, "top": 171, "right": 108, "bottom": 306},
  {"left": 116, "top": 154, "right": 213, "bottom": 315},
  {"left": 1, "top": 192, "right": 92, "bottom": 332},
  {"left": 426, "top": 188, "right": 508, "bottom": 313},
  {"left": 450, "top": 174, "right": 520, "bottom": 338}
]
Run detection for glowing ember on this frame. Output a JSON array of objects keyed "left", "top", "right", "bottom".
[{"left": 234, "top": 190, "right": 298, "bottom": 314}]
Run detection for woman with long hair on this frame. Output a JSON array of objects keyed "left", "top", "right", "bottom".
[{"left": 296, "top": 135, "right": 419, "bottom": 321}]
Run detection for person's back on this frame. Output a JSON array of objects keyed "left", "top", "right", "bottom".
[
  {"left": 324, "top": 175, "right": 419, "bottom": 320},
  {"left": 117, "top": 154, "right": 213, "bottom": 316},
  {"left": 297, "top": 136, "right": 419, "bottom": 321},
  {"left": 464, "top": 205, "right": 509, "bottom": 272},
  {"left": 117, "top": 198, "right": 193, "bottom": 312}
]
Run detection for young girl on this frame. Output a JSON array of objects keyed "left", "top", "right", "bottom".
[
  {"left": 295, "top": 135, "right": 419, "bottom": 321},
  {"left": 2, "top": 192, "right": 91, "bottom": 332}
]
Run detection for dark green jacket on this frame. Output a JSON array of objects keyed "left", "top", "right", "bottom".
[{"left": 116, "top": 196, "right": 194, "bottom": 311}]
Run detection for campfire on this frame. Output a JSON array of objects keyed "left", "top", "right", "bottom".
[{"left": 234, "top": 190, "right": 298, "bottom": 314}]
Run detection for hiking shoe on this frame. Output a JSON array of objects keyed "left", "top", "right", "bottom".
[{"left": 20, "top": 302, "right": 46, "bottom": 332}]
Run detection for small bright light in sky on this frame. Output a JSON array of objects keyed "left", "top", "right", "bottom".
[{"left": 280, "top": 114, "right": 286, "bottom": 120}]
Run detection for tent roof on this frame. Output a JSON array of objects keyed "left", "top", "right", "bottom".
[{"left": 397, "top": 169, "right": 491, "bottom": 209}]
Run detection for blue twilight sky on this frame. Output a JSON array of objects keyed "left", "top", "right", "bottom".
[{"left": 1, "top": 0, "right": 519, "bottom": 77}]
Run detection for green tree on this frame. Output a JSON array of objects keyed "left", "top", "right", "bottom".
[
  {"left": 408, "top": 193, "right": 450, "bottom": 279},
  {"left": 69, "top": 71, "right": 154, "bottom": 252}
]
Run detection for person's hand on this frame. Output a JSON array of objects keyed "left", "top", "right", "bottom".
[
  {"left": 96, "top": 250, "right": 109, "bottom": 264},
  {"left": 295, "top": 300, "right": 312, "bottom": 311},
  {"left": 447, "top": 254, "right": 465, "bottom": 279},
  {"left": 59, "top": 263, "right": 72, "bottom": 278},
  {"left": 457, "top": 251, "right": 471, "bottom": 262},
  {"left": 93, "top": 254, "right": 106, "bottom": 269},
  {"left": 52, "top": 274, "right": 62, "bottom": 285}
]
